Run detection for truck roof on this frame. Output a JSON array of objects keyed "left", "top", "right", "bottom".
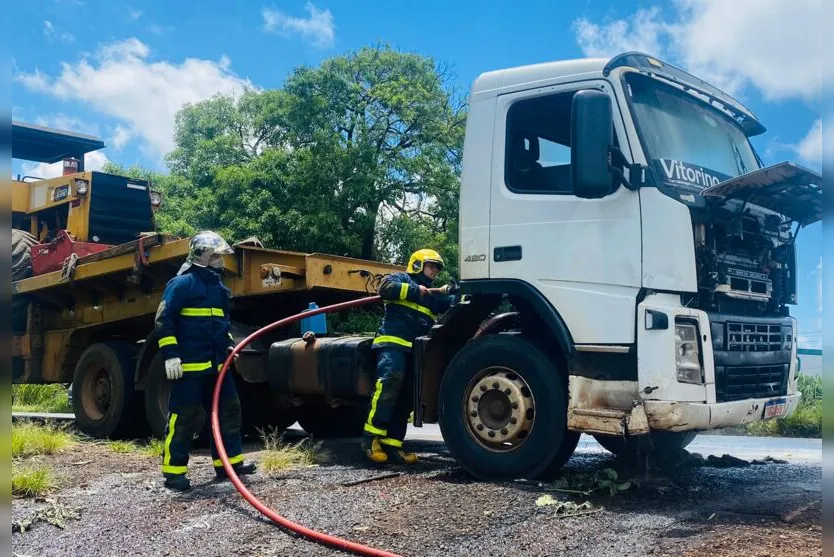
[
  {"left": 471, "top": 57, "right": 608, "bottom": 96},
  {"left": 12, "top": 120, "right": 106, "bottom": 163}
]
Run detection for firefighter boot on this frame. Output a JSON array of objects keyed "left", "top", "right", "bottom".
[
  {"left": 164, "top": 474, "right": 191, "bottom": 492},
  {"left": 361, "top": 434, "right": 388, "bottom": 464},
  {"left": 381, "top": 441, "right": 418, "bottom": 465},
  {"left": 215, "top": 461, "right": 258, "bottom": 480}
]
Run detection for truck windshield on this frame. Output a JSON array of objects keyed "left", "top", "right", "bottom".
[{"left": 625, "top": 73, "right": 760, "bottom": 182}]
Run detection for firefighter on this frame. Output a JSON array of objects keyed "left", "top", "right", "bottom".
[
  {"left": 362, "top": 249, "right": 458, "bottom": 465},
  {"left": 155, "top": 231, "right": 257, "bottom": 491}
]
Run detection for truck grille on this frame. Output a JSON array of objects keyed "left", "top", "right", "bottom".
[
  {"left": 726, "top": 322, "right": 785, "bottom": 352},
  {"left": 716, "top": 364, "right": 788, "bottom": 402}
]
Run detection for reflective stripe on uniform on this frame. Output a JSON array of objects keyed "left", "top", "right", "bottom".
[
  {"left": 372, "top": 335, "right": 413, "bottom": 348},
  {"left": 158, "top": 336, "right": 178, "bottom": 348},
  {"left": 213, "top": 454, "right": 244, "bottom": 468},
  {"left": 399, "top": 283, "right": 409, "bottom": 300},
  {"left": 364, "top": 379, "right": 388, "bottom": 437},
  {"left": 182, "top": 361, "right": 213, "bottom": 372},
  {"left": 379, "top": 438, "right": 403, "bottom": 448},
  {"left": 386, "top": 299, "right": 436, "bottom": 320},
  {"left": 162, "top": 413, "right": 186, "bottom": 475},
  {"left": 180, "top": 307, "right": 225, "bottom": 317}
]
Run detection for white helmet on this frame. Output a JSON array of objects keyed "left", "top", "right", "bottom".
[{"left": 177, "top": 231, "right": 234, "bottom": 275}]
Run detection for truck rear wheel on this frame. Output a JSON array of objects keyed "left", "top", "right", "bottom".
[
  {"left": 594, "top": 431, "right": 697, "bottom": 460},
  {"left": 144, "top": 351, "right": 174, "bottom": 439},
  {"left": 438, "top": 334, "right": 579, "bottom": 481},
  {"left": 72, "top": 342, "right": 139, "bottom": 439},
  {"left": 297, "top": 403, "right": 366, "bottom": 438}
]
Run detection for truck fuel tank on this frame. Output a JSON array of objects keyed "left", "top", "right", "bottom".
[{"left": 267, "top": 336, "right": 376, "bottom": 398}]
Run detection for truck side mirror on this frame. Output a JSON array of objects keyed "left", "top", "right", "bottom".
[{"left": 571, "top": 90, "right": 614, "bottom": 199}]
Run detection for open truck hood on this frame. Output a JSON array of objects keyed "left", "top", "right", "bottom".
[{"left": 700, "top": 161, "right": 822, "bottom": 226}]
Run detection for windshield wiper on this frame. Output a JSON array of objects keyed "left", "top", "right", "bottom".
[{"left": 729, "top": 133, "right": 748, "bottom": 175}]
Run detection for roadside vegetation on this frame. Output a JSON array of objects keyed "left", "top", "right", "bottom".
[
  {"left": 257, "top": 427, "right": 323, "bottom": 474},
  {"left": 12, "top": 384, "right": 71, "bottom": 414},
  {"left": 743, "top": 374, "right": 822, "bottom": 438},
  {"left": 12, "top": 421, "right": 76, "bottom": 498}
]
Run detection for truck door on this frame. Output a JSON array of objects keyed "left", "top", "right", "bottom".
[{"left": 489, "top": 81, "right": 642, "bottom": 345}]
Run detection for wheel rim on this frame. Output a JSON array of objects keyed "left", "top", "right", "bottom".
[
  {"left": 463, "top": 366, "right": 535, "bottom": 452},
  {"left": 81, "top": 366, "right": 111, "bottom": 421}
]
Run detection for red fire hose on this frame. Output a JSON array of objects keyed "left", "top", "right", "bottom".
[{"left": 211, "top": 295, "right": 405, "bottom": 557}]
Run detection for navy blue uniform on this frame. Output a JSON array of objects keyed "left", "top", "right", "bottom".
[
  {"left": 364, "top": 271, "right": 456, "bottom": 447},
  {"left": 154, "top": 266, "right": 244, "bottom": 478}
]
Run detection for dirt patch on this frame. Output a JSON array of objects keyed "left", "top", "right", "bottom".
[{"left": 11, "top": 435, "right": 822, "bottom": 557}]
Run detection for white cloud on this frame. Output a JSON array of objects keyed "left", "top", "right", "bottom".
[
  {"left": 14, "top": 38, "right": 252, "bottom": 160},
  {"left": 20, "top": 150, "right": 109, "bottom": 179},
  {"left": 110, "top": 125, "right": 133, "bottom": 150},
  {"left": 262, "top": 2, "right": 335, "bottom": 48},
  {"left": 147, "top": 24, "right": 172, "bottom": 35},
  {"left": 128, "top": 8, "right": 143, "bottom": 21},
  {"left": 44, "top": 20, "right": 75, "bottom": 44},
  {"left": 793, "top": 119, "right": 822, "bottom": 167},
  {"left": 573, "top": 0, "right": 825, "bottom": 101}
]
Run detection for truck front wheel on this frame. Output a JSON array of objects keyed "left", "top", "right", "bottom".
[
  {"left": 72, "top": 342, "right": 140, "bottom": 439},
  {"left": 438, "top": 334, "right": 579, "bottom": 481}
]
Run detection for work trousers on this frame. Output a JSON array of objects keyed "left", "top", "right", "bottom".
[
  {"left": 161, "top": 371, "right": 244, "bottom": 478},
  {"left": 363, "top": 348, "right": 414, "bottom": 448}
]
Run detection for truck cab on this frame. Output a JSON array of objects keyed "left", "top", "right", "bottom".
[{"left": 419, "top": 51, "right": 820, "bottom": 480}]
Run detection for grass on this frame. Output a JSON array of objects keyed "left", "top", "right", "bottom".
[
  {"left": 12, "top": 422, "right": 77, "bottom": 458},
  {"left": 104, "top": 438, "right": 165, "bottom": 458},
  {"left": 12, "top": 463, "right": 56, "bottom": 498},
  {"left": 257, "top": 427, "right": 323, "bottom": 474},
  {"left": 12, "top": 384, "right": 72, "bottom": 414},
  {"left": 742, "top": 374, "right": 822, "bottom": 438}
]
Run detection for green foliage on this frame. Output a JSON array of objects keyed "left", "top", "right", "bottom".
[
  {"left": 743, "top": 374, "right": 822, "bottom": 438},
  {"left": 12, "top": 422, "right": 77, "bottom": 458},
  {"left": 12, "top": 464, "right": 55, "bottom": 498},
  {"left": 119, "top": 45, "right": 465, "bottom": 272},
  {"left": 12, "top": 384, "right": 71, "bottom": 414}
]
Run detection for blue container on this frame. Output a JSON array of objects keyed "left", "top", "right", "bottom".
[{"left": 300, "top": 302, "right": 328, "bottom": 335}]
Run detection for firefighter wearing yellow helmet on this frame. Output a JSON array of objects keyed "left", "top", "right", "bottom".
[{"left": 362, "top": 248, "right": 458, "bottom": 465}]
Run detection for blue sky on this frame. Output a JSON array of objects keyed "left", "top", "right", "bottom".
[{"left": 11, "top": 0, "right": 823, "bottom": 346}]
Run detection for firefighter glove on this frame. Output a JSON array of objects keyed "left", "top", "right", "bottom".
[{"left": 165, "top": 357, "right": 183, "bottom": 380}]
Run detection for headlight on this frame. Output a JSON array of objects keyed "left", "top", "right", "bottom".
[
  {"left": 675, "top": 321, "right": 703, "bottom": 384},
  {"left": 74, "top": 179, "right": 89, "bottom": 195},
  {"left": 150, "top": 191, "right": 162, "bottom": 207}
]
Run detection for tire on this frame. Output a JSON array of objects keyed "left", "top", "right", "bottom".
[
  {"left": 12, "top": 229, "right": 37, "bottom": 281},
  {"left": 12, "top": 229, "right": 37, "bottom": 334},
  {"left": 72, "top": 342, "right": 140, "bottom": 439},
  {"left": 594, "top": 431, "right": 697, "bottom": 460},
  {"left": 144, "top": 351, "right": 174, "bottom": 440},
  {"left": 438, "top": 334, "right": 577, "bottom": 481},
  {"left": 297, "top": 403, "right": 366, "bottom": 438}
]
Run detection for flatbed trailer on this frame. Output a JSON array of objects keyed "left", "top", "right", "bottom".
[{"left": 12, "top": 232, "right": 401, "bottom": 439}]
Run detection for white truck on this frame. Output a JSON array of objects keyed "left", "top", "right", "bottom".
[{"left": 412, "top": 51, "right": 821, "bottom": 480}]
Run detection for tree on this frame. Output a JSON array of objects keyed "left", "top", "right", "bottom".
[{"left": 283, "top": 44, "right": 466, "bottom": 261}]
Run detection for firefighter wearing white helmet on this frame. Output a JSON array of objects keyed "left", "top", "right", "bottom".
[
  {"left": 362, "top": 248, "right": 459, "bottom": 465},
  {"left": 155, "top": 231, "right": 256, "bottom": 491}
]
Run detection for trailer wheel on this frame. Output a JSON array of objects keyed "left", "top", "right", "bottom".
[
  {"left": 438, "top": 334, "right": 579, "bottom": 481},
  {"left": 144, "top": 351, "right": 174, "bottom": 439},
  {"left": 72, "top": 342, "right": 139, "bottom": 439},
  {"left": 297, "top": 403, "right": 366, "bottom": 438},
  {"left": 12, "top": 229, "right": 37, "bottom": 334},
  {"left": 593, "top": 431, "right": 697, "bottom": 460}
]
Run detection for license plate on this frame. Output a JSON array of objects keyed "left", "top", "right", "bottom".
[
  {"left": 52, "top": 184, "right": 70, "bottom": 201},
  {"left": 764, "top": 397, "right": 788, "bottom": 419}
]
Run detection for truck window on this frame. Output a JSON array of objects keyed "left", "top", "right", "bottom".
[{"left": 504, "top": 90, "right": 576, "bottom": 195}]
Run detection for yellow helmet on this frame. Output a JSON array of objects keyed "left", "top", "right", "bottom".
[{"left": 407, "top": 248, "right": 445, "bottom": 274}]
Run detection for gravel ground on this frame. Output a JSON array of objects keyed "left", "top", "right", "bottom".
[{"left": 11, "top": 433, "right": 821, "bottom": 557}]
